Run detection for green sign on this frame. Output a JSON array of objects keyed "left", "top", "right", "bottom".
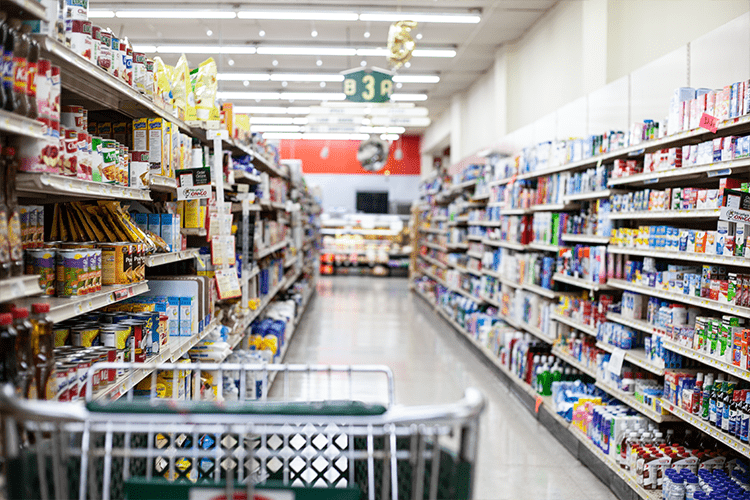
[{"left": 342, "top": 67, "right": 393, "bottom": 103}]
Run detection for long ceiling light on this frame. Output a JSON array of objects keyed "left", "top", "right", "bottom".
[
  {"left": 217, "top": 73, "right": 440, "bottom": 84},
  {"left": 238, "top": 11, "right": 358, "bottom": 21},
  {"left": 389, "top": 94, "right": 428, "bottom": 101},
  {"left": 217, "top": 92, "right": 426, "bottom": 102},
  {"left": 250, "top": 117, "right": 309, "bottom": 125},
  {"left": 359, "top": 12, "right": 480, "bottom": 23},
  {"left": 114, "top": 10, "right": 237, "bottom": 19},
  {"left": 129, "top": 45, "right": 454, "bottom": 58},
  {"left": 261, "top": 133, "right": 373, "bottom": 141},
  {"left": 89, "top": 9, "right": 115, "bottom": 18},
  {"left": 232, "top": 106, "right": 312, "bottom": 114}
]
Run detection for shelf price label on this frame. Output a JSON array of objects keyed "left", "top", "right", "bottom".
[{"left": 342, "top": 67, "right": 393, "bottom": 103}]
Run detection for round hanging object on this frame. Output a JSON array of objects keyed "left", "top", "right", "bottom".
[{"left": 357, "top": 138, "right": 390, "bottom": 172}]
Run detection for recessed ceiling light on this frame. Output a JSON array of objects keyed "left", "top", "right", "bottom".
[
  {"left": 316, "top": 59, "right": 323, "bottom": 67},
  {"left": 206, "top": 29, "right": 213, "bottom": 37},
  {"left": 320, "top": 82, "right": 326, "bottom": 88},
  {"left": 396, "top": 83, "right": 402, "bottom": 89},
  {"left": 360, "top": 60, "right": 367, "bottom": 67},
  {"left": 243, "top": 80, "right": 250, "bottom": 87},
  {"left": 259, "top": 30, "right": 266, "bottom": 37},
  {"left": 364, "top": 31, "right": 370, "bottom": 38},
  {"left": 272, "top": 60, "right": 279, "bottom": 66},
  {"left": 311, "top": 30, "right": 318, "bottom": 37},
  {"left": 416, "top": 33, "right": 423, "bottom": 40},
  {"left": 227, "top": 58, "right": 235, "bottom": 66},
  {"left": 281, "top": 81, "right": 288, "bottom": 87},
  {"left": 404, "top": 62, "right": 411, "bottom": 68}
]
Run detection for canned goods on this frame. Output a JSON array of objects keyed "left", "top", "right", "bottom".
[
  {"left": 55, "top": 249, "right": 87, "bottom": 296},
  {"left": 121, "top": 320, "right": 145, "bottom": 362},
  {"left": 54, "top": 364, "right": 69, "bottom": 401},
  {"left": 26, "top": 248, "right": 55, "bottom": 295},
  {"left": 99, "top": 242, "right": 128, "bottom": 285},
  {"left": 69, "top": 20, "right": 92, "bottom": 61},
  {"left": 53, "top": 324, "right": 70, "bottom": 347},
  {"left": 64, "top": 363, "right": 79, "bottom": 401},
  {"left": 71, "top": 325, "right": 100, "bottom": 347}
]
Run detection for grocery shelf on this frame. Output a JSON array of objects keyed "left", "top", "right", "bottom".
[
  {"left": 480, "top": 293, "right": 503, "bottom": 309},
  {"left": 284, "top": 256, "right": 299, "bottom": 268},
  {"left": 256, "top": 239, "right": 289, "bottom": 259},
  {"left": 552, "top": 346, "right": 597, "bottom": 378},
  {"left": 527, "top": 242, "right": 562, "bottom": 253},
  {"left": 35, "top": 36, "right": 193, "bottom": 134},
  {"left": 522, "top": 283, "right": 562, "bottom": 299},
  {"left": 168, "top": 319, "right": 221, "bottom": 362},
  {"left": 421, "top": 268, "right": 449, "bottom": 288},
  {"left": 432, "top": 216, "right": 448, "bottom": 222},
  {"left": 661, "top": 337, "right": 750, "bottom": 382},
  {"left": 605, "top": 312, "right": 659, "bottom": 335},
  {"left": 16, "top": 173, "right": 152, "bottom": 202},
  {"left": 471, "top": 192, "right": 490, "bottom": 202},
  {"left": 561, "top": 233, "right": 611, "bottom": 244},
  {"left": 563, "top": 189, "right": 623, "bottom": 202},
  {"left": 181, "top": 227, "right": 207, "bottom": 237},
  {"left": 483, "top": 239, "right": 527, "bottom": 251},
  {"left": 455, "top": 265, "right": 482, "bottom": 278},
  {"left": 553, "top": 273, "right": 612, "bottom": 291},
  {"left": 469, "top": 220, "right": 501, "bottom": 227},
  {"left": 449, "top": 284, "right": 483, "bottom": 302},
  {"left": 608, "top": 278, "right": 750, "bottom": 319},
  {"left": 250, "top": 150, "right": 287, "bottom": 178},
  {"left": 551, "top": 313, "right": 598, "bottom": 336},
  {"left": 529, "top": 203, "right": 580, "bottom": 212},
  {"left": 521, "top": 321, "right": 556, "bottom": 344},
  {"left": 449, "top": 179, "right": 478, "bottom": 192},
  {"left": 448, "top": 217, "right": 469, "bottom": 225},
  {"left": 0, "top": 109, "right": 46, "bottom": 139},
  {"left": 5, "top": 0, "right": 48, "bottom": 20},
  {"left": 419, "top": 227, "right": 448, "bottom": 235},
  {"left": 149, "top": 175, "right": 178, "bottom": 193},
  {"left": 467, "top": 251, "right": 484, "bottom": 259},
  {"left": 500, "top": 208, "right": 532, "bottom": 215},
  {"left": 609, "top": 208, "right": 720, "bottom": 220},
  {"left": 423, "top": 241, "right": 448, "bottom": 252},
  {"left": 17, "top": 281, "right": 150, "bottom": 323},
  {"left": 466, "top": 235, "right": 484, "bottom": 242},
  {"left": 487, "top": 177, "right": 516, "bottom": 187},
  {"left": 594, "top": 342, "right": 665, "bottom": 376},
  {"left": 608, "top": 156, "right": 750, "bottom": 187},
  {"left": 608, "top": 246, "right": 750, "bottom": 267},
  {"left": 661, "top": 400, "right": 750, "bottom": 458},
  {"left": 594, "top": 382, "right": 678, "bottom": 423},
  {"left": 0, "top": 275, "right": 43, "bottom": 303},
  {"left": 145, "top": 249, "right": 199, "bottom": 267},
  {"left": 234, "top": 171, "right": 262, "bottom": 184},
  {"left": 446, "top": 242, "right": 469, "bottom": 250}
]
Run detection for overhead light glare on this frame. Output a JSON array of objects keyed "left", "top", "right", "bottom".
[
  {"left": 115, "top": 10, "right": 236, "bottom": 19},
  {"left": 238, "top": 11, "right": 358, "bottom": 21},
  {"left": 390, "top": 94, "right": 428, "bottom": 101},
  {"left": 251, "top": 125, "right": 303, "bottom": 132},
  {"left": 156, "top": 45, "right": 257, "bottom": 54},
  {"left": 358, "top": 12, "right": 480, "bottom": 23},
  {"left": 393, "top": 75, "right": 440, "bottom": 83},
  {"left": 233, "top": 106, "right": 312, "bottom": 114},
  {"left": 218, "top": 73, "right": 271, "bottom": 81},
  {"left": 132, "top": 44, "right": 157, "bottom": 53},
  {"left": 88, "top": 9, "right": 115, "bottom": 18},
  {"left": 257, "top": 46, "right": 356, "bottom": 56},
  {"left": 270, "top": 73, "right": 343, "bottom": 82},
  {"left": 412, "top": 49, "right": 456, "bottom": 58}
]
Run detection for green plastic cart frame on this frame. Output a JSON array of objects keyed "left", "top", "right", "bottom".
[{"left": 1, "top": 363, "right": 484, "bottom": 500}]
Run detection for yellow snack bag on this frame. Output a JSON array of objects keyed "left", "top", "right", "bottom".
[
  {"left": 170, "top": 54, "right": 190, "bottom": 120},
  {"left": 189, "top": 58, "right": 218, "bottom": 122},
  {"left": 152, "top": 57, "right": 175, "bottom": 112}
]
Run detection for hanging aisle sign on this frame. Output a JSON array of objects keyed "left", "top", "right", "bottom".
[{"left": 341, "top": 67, "right": 393, "bottom": 104}]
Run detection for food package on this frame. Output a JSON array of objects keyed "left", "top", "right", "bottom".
[
  {"left": 188, "top": 58, "right": 218, "bottom": 122},
  {"left": 170, "top": 54, "right": 191, "bottom": 121}
]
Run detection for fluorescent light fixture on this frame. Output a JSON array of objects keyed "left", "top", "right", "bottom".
[
  {"left": 280, "top": 92, "right": 346, "bottom": 101},
  {"left": 250, "top": 117, "right": 296, "bottom": 125},
  {"left": 257, "top": 46, "right": 356, "bottom": 56},
  {"left": 116, "top": 10, "right": 236, "bottom": 19},
  {"left": 359, "top": 12, "right": 480, "bottom": 23},
  {"left": 251, "top": 125, "right": 303, "bottom": 132},
  {"left": 261, "top": 132, "right": 370, "bottom": 141},
  {"left": 393, "top": 75, "right": 440, "bottom": 83},
  {"left": 355, "top": 48, "right": 389, "bottom": 57},
  {"left": 270, "top": 73, "right": 344, "bottom": 82},
  {"left": 381, "top": 134, "right": 400, "bottom": 141},
  {"left": 412, "top": 49, "right": 456, "bottom": 58},
  {"left": 238, "top": 11, "right": 358, "bottom": 21},
  {"left": 156, "top": 45, "right": 257, "bottom": 55},
  {"left": 390, "top": 94, "right": 428, "bottom": 101},
  {"left": 89, "top": 9, "right": 115, "bottom": 18},
  {"left": 360, "top": 126, "right": 406, "bottom": 134},
  {"left": 233, "top": 106, "right": 311, "bottom": 114},
  {"left": 218, "top": 73, "right": 271, "bottom": 82},
  {"left": 262, "top": 132, "right": 304, "bottom": 139},
  {"left": 132, "top": 45, "right": 157, "bottom": 53},
  {"left": 217, "top": 92, "right": 281, "bottom": 100}
]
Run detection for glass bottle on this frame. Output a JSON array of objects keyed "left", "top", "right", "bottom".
[
  {"left": 0, "top": 312, "right": 17, "bottom": 385},
  {"left": 10, "top": 21, "right": 28, "bottom": 117},
  {"left": 0, "top": 140, "right": 10, "bottom": 280},
  {"left": 3, "top": 147, "right": 22, "bottom": 276},
  {"left": 31, "top": 303, "right": 54, "bottom": 400},
  {"left": 12, "top": 307, "right": 33, "bottom": 398},
  {"left": 23, "top": 27, "right": 37, "bottom": 120}
]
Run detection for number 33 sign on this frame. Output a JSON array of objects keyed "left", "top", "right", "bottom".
[{"left": 341, "top": 67, "right": 393, "bottom": 103}]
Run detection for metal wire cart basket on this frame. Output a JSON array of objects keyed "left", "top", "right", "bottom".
[{"left": 0, "top": 363, "right": 485, "bottom": 500}]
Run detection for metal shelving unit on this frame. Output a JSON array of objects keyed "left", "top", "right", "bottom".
[
  {"left": 16, "top": 173, "right": 152, "bottom": 202},
  {"left": 553, "top": 273, "right": 612, "bottom": 292},
  {"left": 145, "top": 249, "right": 200, "bottom": 267},
  {"left": 0, "top": 275, "right": 43, "bottom": 303},
  {"left": 0, "top": 109, "right": 46, "bottom": 139}
]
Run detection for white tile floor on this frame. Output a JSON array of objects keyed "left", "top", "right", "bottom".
[{"left": 281, "top": 276, "right": 619, "bottom": 500}]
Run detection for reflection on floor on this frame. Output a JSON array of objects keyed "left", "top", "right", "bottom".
[{"left": 278, "top": 276, "right": 618, "bottom": 500}]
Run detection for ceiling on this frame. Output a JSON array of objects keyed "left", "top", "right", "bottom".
[{"left": 89, "top": 0, "right": 556, "bottom": 136}]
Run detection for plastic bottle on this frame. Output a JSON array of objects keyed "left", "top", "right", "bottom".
[
  {"left": 693, "top": 373, "right": 704, "bottom": 414},
  {"left": 540, "top": 360, "right": 553, "bottom": 396},
  {"left": 702, "top": 373, "right": 714, "bottom": 421},
  {"left": 0, "top": 312, "right": 17, "bottom": 385},
  {"left": 551, "top": 358, "right": 563, "bottom": 383},
  {"left": 23, "top": 28, "right": 37, "bottom": 120},
  {"left": 531, "top": 354, "right": 540, "bottom": 388},
  {"left": 0, "top": 19, "right": 6, "bottom": 110},
  {"left": 31, "top": 303, "right": 55, "bottom": 400},
  {"left": 9, "top": 21, "right": 28, "bottom": 117},
  {"left": 685, "top": 475, "right": 699, "bottom": 500},
  {"left": 741, "top": 391, "right": 750, "bottom": 442},
  {"left": 2, "top": 21, "right": 14, "bottom": 112},
  {"left": 12, "top": 307, "right": 33, "bottom": 398},
  {"left": 3, "top": 147, "right": 22, "bottom": 276},
  {"left": 0, "top": 144, "right": 10, "bottom": 280}
]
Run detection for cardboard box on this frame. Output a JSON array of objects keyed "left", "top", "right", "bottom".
[
  {"left": 148, "top": 118, "right": 171, "bottom": 177},
  {"left": 132, "top": 117, "right": 148, "bottom": 152},
  {"left": 179, "top": 297, "right": 192, "bottom": 337},
  {"left": 161, "top": 213, "right": 176, "bottom": 252},
  {"left": 148, "top": 213, "right": 161, "bottom": 236}
]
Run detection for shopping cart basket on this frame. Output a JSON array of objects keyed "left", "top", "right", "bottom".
[{"left": 1, "top": 362, "right": 485, "bottom": 500}]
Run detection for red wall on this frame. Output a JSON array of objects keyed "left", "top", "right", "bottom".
[{"left": 280, "top": 135, "right": 421, "bottom": 175}]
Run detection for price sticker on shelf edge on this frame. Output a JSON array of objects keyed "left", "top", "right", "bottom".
[
  {"left": 341, "top": 67, "right": 393, "bottom": 104},
  {"left": 608, "top": 348, "right": 625, "bottom": 376},
  {"left": 700, "top": 112, "right": 719, "bottom": 133},
  {"left": 176, "top": 167, "right": 211, "bottom": 201},
  {"left": 187, "top": 487, "right": 295, "bottom": 500},
  {"left": 215, "top": 268, "right": 241, "bottom": 300}
]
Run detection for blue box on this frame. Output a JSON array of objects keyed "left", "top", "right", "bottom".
[{"left": 148, "top": 214, "right": 161, "bottom": 236}]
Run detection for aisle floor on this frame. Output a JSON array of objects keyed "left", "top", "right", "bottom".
[{"left": 280, "top": 276, "right": 618, "bottom": 500}]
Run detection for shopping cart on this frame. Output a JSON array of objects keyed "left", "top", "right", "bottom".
[{"left": 1, "top": 362, "right": 485, "bottom": 500}]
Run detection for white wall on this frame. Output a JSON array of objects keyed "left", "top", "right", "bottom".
[{"left": 305, "top": 174, "right": 421, "bottom": 213}]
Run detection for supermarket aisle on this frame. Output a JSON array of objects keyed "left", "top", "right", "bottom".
[{"left": 281, "top": 276, "right": 618, "bottom": 500}]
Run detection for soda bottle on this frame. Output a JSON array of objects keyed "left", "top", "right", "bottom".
[
  {"left": 12, "top": 307, "right": 33, "bottom": 398},
  {"left": 9, "top": 21, "right": 29, "bottom": 117},
  {"left": 1, "top": 21, "right": 14, "bottom": 112},
  {"left": 0, "top": 312, "right": 17, "bottom": 386},
  {"left": 0, "top": 139, "right": 10, "bottom": 280},
  {"left": 24, "top": 28, "right": 38, "bottom": 120}
]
